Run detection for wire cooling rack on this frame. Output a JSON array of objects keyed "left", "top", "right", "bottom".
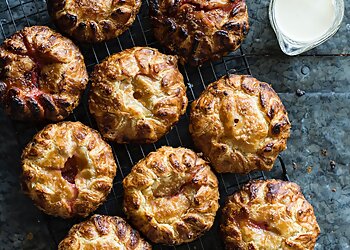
[{"left": 1, "top": 0, "right": 290, "bottom": 249}]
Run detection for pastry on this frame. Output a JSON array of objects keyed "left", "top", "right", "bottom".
[
  {"left": 221, "top": 179, "right": 320, "bottom": 250},
  {"left": 0, "top": 26, "right": 88, "bottom": 121},
  {"left": 21, "top": 121, "right": 116, "bottom": 218},
  {"left": 190, "top": 74, "right": 291, "bottom": 173},
  {"left": 149, "top": 0, "right": 249, "bottom": 66},
  {"left": 89, "top": 47, "right": 188, "bottom": 144},
  {"left": 123, "top": 146, "right": 219, "bottom": 245},
  {"left": 48, "top": 0, "right": 142, "bottom": 42},
  {"left": 58, "top": 214, "right": 152, "bottom": 249}
]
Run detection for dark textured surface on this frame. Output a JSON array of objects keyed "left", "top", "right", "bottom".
[
  {"left": 0, "top": 115, "right": 54, "bottom": 250},
  {"left": 0, "top": 0, "right": 349, "bottom": 249}
]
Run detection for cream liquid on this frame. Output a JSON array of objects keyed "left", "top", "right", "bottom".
[{"left": 274, "top": 0, "right": 336, "bottom": 42}]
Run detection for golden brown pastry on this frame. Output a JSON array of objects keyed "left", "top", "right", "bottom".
[
  {"left": 149, "top": 0, "right": 249, "bottom": 66},
  {"left": 21, "top": 121, "right": 116, "bottom": 219},
  {"left": 48, "top": 0, "right": 141, "bottom": 42},
  {"left": 0, "top": 26, "right": 88, "bottom": 121},
  {"left": 190, "top": 74, "right": 290, "bottom": 173},
  {"left": 221, "top": 179, "right": 320, "bottom": 250},
  {"left": 123, "top": 146, "right": 219, "bottom": 245},
  {"left": 58, "top": 214, "right": 152, "bottom": 249},
  {"left": 89, "top": 47, "right": 188, "bottom": 144}
]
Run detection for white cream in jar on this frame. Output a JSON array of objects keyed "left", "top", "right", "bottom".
[{"left": 273, "top": 0, "right": 336, "bottom": 42}]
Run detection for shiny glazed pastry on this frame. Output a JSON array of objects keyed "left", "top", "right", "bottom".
[
  {"left": 149, "top": 0, "right": 249, "bottom": 66},
  {"left": 48, "top": 0, "right": 141, "bottom": 43},
  {"left": 123, "top": 146, "right": 219, "bottom": 245},
  {"left": 190, "top": 74, "right": 290, "bottom": 173},
  {"left": 89, "top": 47, "right": 188, "bottom": 144},
  {"left": 0, "top": 26, "right": 88, "bottom": 121},
  {"left": 221, "top": 179, "right": 320, "bottom": 250},
  {"left": 21, "top": 121, "right": 116, "bottom": 218},
  {"left": 58, "top": 214, "right": 152, "bottom": 249}
]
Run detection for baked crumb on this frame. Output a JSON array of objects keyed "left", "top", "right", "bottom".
[
  {"left": 307, "top": 166, "right": 313, "bottom": 173},
  {"left": 26, "top": 232, "right": 33, "bottom": 241},
  {"left": 321, "top": 149, "right": 327, "bottom": 156}
]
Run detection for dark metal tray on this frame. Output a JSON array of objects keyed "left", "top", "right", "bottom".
[{"left": 0, "top": 0, "right": 289, "bottom": 249}]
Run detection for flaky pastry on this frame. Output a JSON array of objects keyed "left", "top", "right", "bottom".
[
  {"left": 48, "top": 0, "right": 141, "bottom": 42},
  {"left": 58, "top": 214, "right": 152, "bottom": 249},
  {"left": 89, "top": 47, "right": 188, "bottom": 144},
  {"left": 21, "top": 121, "right": 116, "bottom": 218},
  {"left": 0, "top": 26, "right": 88, "bottom": 121},
  {"left": 190, "top": 74, "right": 290, "bottom": 173},
  {"left": 149, "top": 0, "right": 249, "bottom": 66},
  {"left": 123, "top": 146, "right": 219, "bottom": 245},
  {"left": 221, "top": 179, "right": 320, "bottom": 250}
]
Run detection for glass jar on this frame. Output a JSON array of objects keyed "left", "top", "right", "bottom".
[{"left": 269, "top": 0, "right": 345, "bottom": 56}]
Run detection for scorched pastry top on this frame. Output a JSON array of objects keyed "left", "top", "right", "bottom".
[
  {"left": 190, "top": 74, "right": 291, "bottom": 173},
  {"left": 48, "top": 0, "right": 142, "bottom": 42},
  {"left": 21, "top": 121, "right": 116, "bottom": 218},
  {"left": 58, "top": 215, "right": 152, "bottom": 250},
  {"left": 221, "top": 180, "right": 320, "bottom": 250},
  {"left": 0, "top": 26, "right": 88, "bottom": 121},
  {"left": 149, "top": 0, "right": 249, "bottom": 66},
  {"left": 123, "top": 146, "right": 219, "bottom": 245},
  {"left": 89, "top": 47, "right": 188, "bottom": 144}
]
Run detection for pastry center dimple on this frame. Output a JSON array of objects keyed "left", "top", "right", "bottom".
[
  {"left": 179, "top": 0, "right": 237, "bottom": 11},
  {"left": 61, "top": 154, "right": 80, "bottom": 184},
  {"left": 73, "top": 0, "right": 116, "bottom": 19},
  {"left": 222, "top": 94, "right": 268, "bottom": 151},
  {"left": 151, "top": 175, "right": 193, "bottom": 223}
]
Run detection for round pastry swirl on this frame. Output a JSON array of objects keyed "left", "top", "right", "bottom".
[
  {"left": 149, "top": 0, "right": 249, "bottom": 66},
  {"left": 221, "top": 180, "right": 320, "bottom": 250},
  {"left": 48, "top": 0, "right": 142, "bottom": 42},
  {"left": 89, "top": 47, "right": 188, "bottom": 144},
  {"left": 190, "top": 74, "right": 291, "bottom": 173},
  {"left": 58, "top": 214, "right": 152, "bottom": 249},
  {"left": 0, "top": 26, "right": 88, "bottom": 121},
  {"left": 123, "top": 146, "right": 219, "bottom": 245},
  {"left": 21, "top": 121, "right": 117, "bottom": 218}
]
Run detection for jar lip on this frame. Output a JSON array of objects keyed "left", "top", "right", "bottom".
[{"left": 269, "top": 0, "right": 345, "bottom": 56}]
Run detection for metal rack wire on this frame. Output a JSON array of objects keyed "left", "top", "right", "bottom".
[{"left": 1, "top": 0, "right": 289, "bottom": 249}]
